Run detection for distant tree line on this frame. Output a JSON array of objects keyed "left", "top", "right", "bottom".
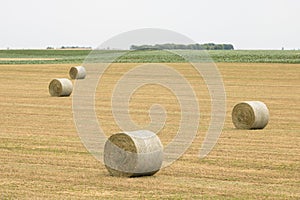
[
  {"left": 60, "top": 46, "right": 92, "bottom": 49},
  {"left": 130, "top": 43, "right": 234, "bottom": 50},
  {"left": 46, "top": 46, "right": 92, "bottom": 50}
]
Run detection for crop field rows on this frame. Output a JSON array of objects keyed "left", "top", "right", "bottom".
[
  {"left": 0, "top": 49, "right": 300, "bottom": 64},
  {"left": 0, "top": 50, "right": 299, "bottom": 199}
]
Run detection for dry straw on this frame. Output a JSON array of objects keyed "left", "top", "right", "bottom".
[
  {"left": 49, "top": 78, "right": 73, "bottom": 97},
  {"left": 232, "top": 101, "right": 269, "bottom": 129},
  {"left": 104, "top": 130, "right": 163, "bottom": 177},
  {"left": 69, "top": 66, "right": 86, "bottom": 79}
]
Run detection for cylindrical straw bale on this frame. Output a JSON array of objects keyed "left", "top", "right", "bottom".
[
  {"left": 49, "top": 78, "right": 73, "bottom": 97},
  {"left": 104, "top": 130, "right": 163, "bottom": 177},
  {"left": 69, "top": 66, "right": 86, "bottom": 79},
  {"left": 232, "top": 101, "right": 269, "bottom": 129}
]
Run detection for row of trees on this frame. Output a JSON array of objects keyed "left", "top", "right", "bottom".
[
  {"left": 46, "top": 46, "right": 92, "bottom": 50},
  {"left": 130, "top": 43, "right": 234, "bottom": 50}
]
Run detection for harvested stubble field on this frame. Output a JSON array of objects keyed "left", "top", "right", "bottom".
[{"left": 0, "top": 60, "right": 299, "bottom": 199}]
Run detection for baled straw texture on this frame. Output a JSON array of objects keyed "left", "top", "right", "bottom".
[
  {"left": 104, "top": 130, "right": 163, "bottom": 177},
  {"left": 69, "top": 66, "right": 86, "bottom": 79},
  {"left": 49, "top": 78, "right": 73, "bottom": 97},
  {"left": 232, "top": 101, "right": 269, "bottom": 129}
]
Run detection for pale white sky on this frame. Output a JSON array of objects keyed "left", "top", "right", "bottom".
[{"left": 0, "top": 0, "right": 299, "bottom": 49}]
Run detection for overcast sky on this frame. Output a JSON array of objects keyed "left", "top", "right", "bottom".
[{"left": 0, "top": 0, "right": 299, "bottom": 50}]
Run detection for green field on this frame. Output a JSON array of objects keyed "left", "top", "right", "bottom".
[{"left": 0, "top": 49, "right": 300, "bottom": 64}]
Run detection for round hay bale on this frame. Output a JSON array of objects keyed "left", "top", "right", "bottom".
[
  {"left": 49, "top": 78, "right": 73, "bottom": 97},
  {"left": 69, "top": 66, "right": 86, "bottom": 79},
  {"left": 232, "top": 101, "right": 269, "bottom": 129},
  {"left": 104, "top": 130, "right": 163, "bottom": 177}
]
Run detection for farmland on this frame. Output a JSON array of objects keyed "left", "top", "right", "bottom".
[
  {"left": 0, "top": 49, "right": 300, "bottom": 64},
  {"left": 0, "top": 50, "right": 299, "bottom": 199}
]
